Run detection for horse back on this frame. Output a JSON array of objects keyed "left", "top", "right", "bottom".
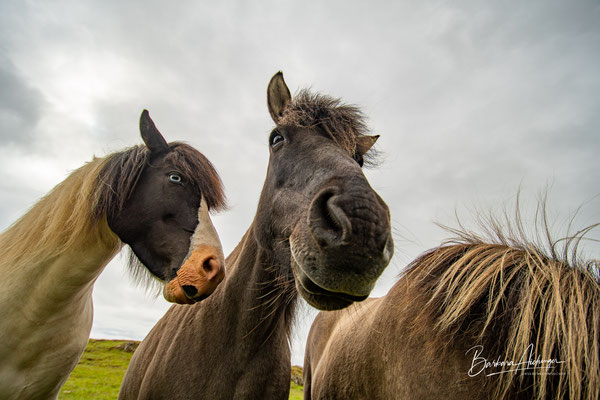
[
  {"left": 305, "top": 280, "right": 489, "bottom": 399},
  {"left": 304, "top": 298, "right": 388, "bottom": 400}
]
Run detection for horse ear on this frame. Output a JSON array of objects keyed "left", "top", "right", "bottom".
[
  {"left": 140, "top": 110, "right": 169, "bottom": 154},
  {"left": 267, "top": 71, "right": 291, "bottom": 124},
  {"left": 356, "top": 135, "right": 379, "bottom": 155}
]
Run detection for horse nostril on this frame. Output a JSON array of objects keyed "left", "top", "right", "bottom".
[
  {"left": 202, "top": 257, "right": 222, "bottom": 281},
  {"left": 182, "top": 285, "right": 198, "bottom": 299},
  {"left": 309, "top": 188, "right": 352, "bottom": 248}
]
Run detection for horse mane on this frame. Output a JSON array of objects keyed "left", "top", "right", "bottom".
[
  {"left": 278, "top": 89, "right": 379, "bottom": 166},
  {"left": 96, "top": 141, "right": 226, "bottom": 220},
  {"left": 0, "top": 156, "right": 119, "bottom": 271},
  {"left": 1, "top": 142, "right": 226, "bottom": 281},
  {"left": 406, "top": 209, "right": 599, "bottom": 400}
]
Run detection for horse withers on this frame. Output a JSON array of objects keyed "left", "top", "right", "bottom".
[
  {"left": 0, "top": 110, "right": 226, "bottom": 400},
  {"left": 118, "top": 72, "right": 393, "bottom": 399}
]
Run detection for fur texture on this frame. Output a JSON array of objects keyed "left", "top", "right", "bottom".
[
  {"left": 407, "top": 214, "right": 600, "bottom": 400},
  {"left": 279, "top": 89, "right": 379, "bottom": 165},
  {"left": 304, "top": 205, "right": 599, "bottom": 400}
]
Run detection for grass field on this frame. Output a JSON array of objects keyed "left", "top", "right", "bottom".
[{"left": 59, "top": 339, "right": 304, "bottom": 399}]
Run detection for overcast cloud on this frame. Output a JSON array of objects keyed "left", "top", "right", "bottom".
[{"left": 1, "top": 0, "right": 599, "bottom": 367}]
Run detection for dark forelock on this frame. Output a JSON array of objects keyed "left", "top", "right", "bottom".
[{"left": 278, "top": 89, "right": 376, "bottom": 162}]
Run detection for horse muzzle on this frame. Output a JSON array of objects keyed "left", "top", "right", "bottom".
[
  {"left": 289, "top": 177, "right": 394, "bottom": 310},
  {"left": 163, "top": 245, "right": 225, "bottom": 304}
]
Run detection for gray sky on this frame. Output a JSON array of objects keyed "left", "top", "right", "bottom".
[{"left": 1, "top": 0, "right": 599, "bottom": 366}]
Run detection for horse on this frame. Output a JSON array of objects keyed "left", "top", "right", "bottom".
[
  {"left": 118, "top": 72, "right": 394, "bottom": 399},
  {"left": 304, "top": 216, "right": 600, "bottom": 400},
  {"left": 0, "top": 110, "right": 226, "bottom": 400}
]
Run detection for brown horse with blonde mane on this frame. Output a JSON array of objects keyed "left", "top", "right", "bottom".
[
  {"left": 304, "top": 212, "right": 600, "bottom": 399},
  {"left": 119, "top": 72, "right": 393, "bottom": 399},
  {"left": 0, "top": 111, "right": 226, "bottom": 400}
]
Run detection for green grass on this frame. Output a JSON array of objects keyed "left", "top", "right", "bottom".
[
  {"left": 289, "top": 382, "right": 304, "bottom": 399},
  {"left": 59, "top": 340, "right": 134, "bottom": 400},
  {"left": 59, "top": 339, "right": 304, "bottom": 399}
]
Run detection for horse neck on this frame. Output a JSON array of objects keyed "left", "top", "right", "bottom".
[
  {"left": 217, "top": 225, "right": 296, "bottom": 354},
  {"left": 1, "top": 158, "right": 121, "bottom": 317}
]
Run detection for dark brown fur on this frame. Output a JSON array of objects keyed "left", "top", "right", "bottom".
[
  {"left": 119, "top": 73, "right": 393, "bottom": 399},
  {"left": 96, "top": 142, "right": 226, "bottom": 221},
  {"left": 96, "top": 141, "right": 226, "bottom": 284},
  {"left": 280, "top": 91, "right": 366, "bottom": 154}
]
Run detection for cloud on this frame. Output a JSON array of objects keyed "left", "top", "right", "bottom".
[
  {"left": 0, "top": 57, "right": 47, "bottom": 146},
  {"left": 1, "top": 0, "right": 599, "bottom": 369}
]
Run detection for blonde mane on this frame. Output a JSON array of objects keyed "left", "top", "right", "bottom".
[
  {"left": 1, "top": 141, "right": 226, "bottom": 282},
  {"left": 0, "top": 156, "right": 120, "bottom": 272},
  {"left": 407, "top": 213, "right": 600, "bottom": 399}
]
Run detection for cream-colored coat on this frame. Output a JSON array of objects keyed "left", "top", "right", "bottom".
[
  {"left": 0, "top": 222, "right": 120, "bottom": 399},
  {"left": 0, "top": 158, "right": 223, "bottom": 399}
]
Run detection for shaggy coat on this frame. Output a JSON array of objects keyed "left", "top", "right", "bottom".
[
  {"left": 119, "top": 72, "right": 393, "bottom": 399},
  {"left": 304, "top": 216, "right": 600, "bottom": 400}
]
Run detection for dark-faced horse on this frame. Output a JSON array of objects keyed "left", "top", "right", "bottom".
[
  {"left": 118, "top": 72, "right": 394, "bottom": 399},
  {"left": 0, "top": 110, "right": 226, "bottom": 399},
  {"left": 304, "top": 219, "right": 600, "bottom": 400}
]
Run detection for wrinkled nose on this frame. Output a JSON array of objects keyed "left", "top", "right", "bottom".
[
  {"left": 309, "top": 187, "right": 352, "bottom": 248},
  {"left": 298, "top": 178, "right": 392, "bottom": 299},
  {"left": 308, "top": 184, "right": 390, "bottom": 252},
  {"left": 163, "top": 245, "right": 225, "bottom": 304},
  {"left": 180, "top": 252, "right": 223, "bottom": 300}
]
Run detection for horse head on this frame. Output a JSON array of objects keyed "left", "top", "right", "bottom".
[
  {"left": 104, "top": 110, "right": 226, "bottom": 304},
  {"left": 256, "top": 72, "right": 393, "bottom": 310}
]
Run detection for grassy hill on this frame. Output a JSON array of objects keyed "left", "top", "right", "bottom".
[{"left": 59, "top": 339, "right": 303, "bottom": 399}]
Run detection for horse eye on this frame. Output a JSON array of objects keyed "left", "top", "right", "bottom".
[
  {"left": 269, "top": 131, "right": 285, "bottom": 147},
  {"left": 168, "top": 173, "right": 183, "bottom": 184}
]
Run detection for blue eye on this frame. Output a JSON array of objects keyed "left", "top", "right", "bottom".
[{"left": 168, "top": 173, "right": 183, "bottom": 184}]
